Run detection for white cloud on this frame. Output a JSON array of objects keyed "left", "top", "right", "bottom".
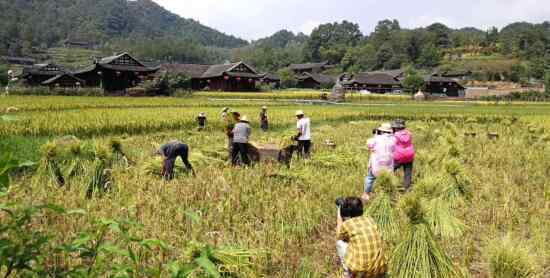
[{"left": 152, "top": 0, "right": 550, "bottom": 39}]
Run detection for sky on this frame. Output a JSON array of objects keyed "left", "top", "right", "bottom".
[{"left": 152, "top": 0, "right": 550, "bottom": 41}]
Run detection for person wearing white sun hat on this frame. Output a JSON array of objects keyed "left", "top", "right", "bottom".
[
  {"left": 231, "top": 115, "right": 252, "bottom": 166},
  {"left": 293, "top": 110, "right": 312, "bottom": 159},
  {"left": 197, "top": 112, "right": 207, "bottom": 131},
  {"left": 362, "top": 122, "right": 396, "bottom": 202}
]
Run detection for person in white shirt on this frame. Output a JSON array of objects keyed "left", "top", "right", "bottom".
[{"left": 293, "top": 110, "right": 312, "bottom": 159}]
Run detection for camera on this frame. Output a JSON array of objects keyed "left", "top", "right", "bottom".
[{"left": 335, "top": 197, "right": 345, "bottom": 208}]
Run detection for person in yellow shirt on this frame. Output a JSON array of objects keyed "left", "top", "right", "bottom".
[{"left": 336, "top": 197, "right": 387, "bottom": 278}]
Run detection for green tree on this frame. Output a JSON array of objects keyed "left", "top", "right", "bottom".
[
  {"left": 545, "top": 71, "right": 550, "bottom": 96},
  {"left": 277, "top": 68, "right": 297, "bottom": 89},
  {"left": 418, "top": 44, "right": 442, "bottom": 68},
  {"left": 402, "top": 67, "right": 426, "bottom": 93}
]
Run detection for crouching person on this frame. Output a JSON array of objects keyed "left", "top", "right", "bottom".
[
  {"left": 158, "top": 140, "right": 195, "bottom": 180},
  {"left": 337, "top": 197, "right": 387, "bottom": 278}
]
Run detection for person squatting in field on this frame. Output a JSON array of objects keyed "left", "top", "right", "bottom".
[
  {"left": 293, "top": 110, "right": 312, "bottom": 159},
  {"left": 337, "top": 197, "right": 387, "bottom": 278},
  {"left": 391, "top": 119, "right": 415, "bottom": 191},
  {"left": 158, "top": 140, "right": 194, "bottom": 180},
  {"left": 231, "top": 115, "right": 252, "bottom": 166},
  {"left": 363, "top": 123, "right": 395, "bottom": 201}
]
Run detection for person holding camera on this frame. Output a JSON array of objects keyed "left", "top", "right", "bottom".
[
  {"left": 363, "top": 123, "right": 395, "bottom": 202},
  {"left": 293, "top": 110, "right": 311, "bottom": 159},
  {"left": 157, "top": 140, "right": 195, "bottom": 180},
  {"left": 336, "top": 197, "right": 387, "bottom": 278}
]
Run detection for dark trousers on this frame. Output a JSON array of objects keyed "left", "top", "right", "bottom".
[
  {"left": 297, "top": 140, "right": 311, "bottom": 159},
  {"left": 394, "top": 161, "right": 413, "bottom": 190},
  {"left": 163, "top": 144, "right": 193, "bottom": 180},
  {"left": 260, "top": 121, "right": 269, "bottom": 131},
  {"left": 231, "top": 142, "right": 250, "bottom": 166}
]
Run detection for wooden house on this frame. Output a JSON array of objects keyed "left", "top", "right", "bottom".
[
  {"left": 20, "top": 63, "right": 66, "bottom": 86},
  {"left": 162, "top": 61, "right": 263, "bottom": 92},
  {"left": 42, "top": 73, "right": 84, "bottom": 88},
  {"left": 424, "top": 76, "right": 465, "bottom": 97},
  {"left": 74, "top": 53, "right": 159, "bottom": 93},
  {"left": 260, "top": 73, "right": 281, "bottom": 88},
  {"left": 342, "top": 72, "right": 402, "bottom": 93},
  {"left": 1, "top": 56, "right": 36, "bottom": 66},
  {"left": 296, "top": 72, "right": 335, "bottom": 89}
]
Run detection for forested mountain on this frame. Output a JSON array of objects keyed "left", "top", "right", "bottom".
[{"left": 0, "top": 0, "right": 247, "bottom": 56}]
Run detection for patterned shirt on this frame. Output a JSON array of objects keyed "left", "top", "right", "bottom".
[{"left": 337, "top": 216, "right": 387, "bottom": 275}]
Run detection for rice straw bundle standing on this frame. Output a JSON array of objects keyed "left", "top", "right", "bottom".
[{"left": 390, "top": 195, "right": 462, "bottom": 278}]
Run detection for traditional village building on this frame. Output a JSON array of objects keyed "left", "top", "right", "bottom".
[
  {"left": 424, "top": 76, "right": 465, "bottom": 97},
  {"left": 20, "top": 63, "right": 66, "bottom": 86},
  {"left": 74, "top": 52, "right": 159, "bottom": 93},
  {"left": 162, "top": 61, "right": 263, "bottom": 92},
  {"left": 288, "top": 62, "right": 330, "bottom": 75},
  {"left": 342, "top": 72, "right": 402, "bottom": 93},
  {"left": 42, "top": 73, "right": 84, "bottom": 88},
  {"left": 260, "top": 73, "right": 281, "bottom": 88},
  {"left": 366, "top": 69, "right": 406, "bottom": 81},
  {"left": 296, "top": 72, "right": 335, "bottom": 89}
]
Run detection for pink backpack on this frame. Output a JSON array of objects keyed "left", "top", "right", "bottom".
[{"left": 393, "top": 130, "right": 415, "bottom": 164}]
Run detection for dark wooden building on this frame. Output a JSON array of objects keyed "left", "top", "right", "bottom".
[
  {"left": 42, "top": 73, "right": 84, "bottom": 88},
  {"left": 160, "top": 64, "right": 211, "bottom": 90},
  {"left": 424, "top": 76, "right": 465, "bottom": 97},
  {"left": 288, "top": 62, "right": 330, "bottom": 75},
  {"left": 20, "top": 63, "right": 66, "bottom": 86},
  {"left": 366, "top": 69, "right": 405, "bottom": 81},
  {"left": 162, "top": 61, "right": 263, "bottom": 92},
  {"left": 296, "top": 72, "right": 335, "bottom": 89},
  {"left": 74, "top": 53, "right": 159, "bottom": 92},
  {"left": 342, "top": 72, "right": 402, "bottom": 93},
  {"left": 261, "top": 73, "right": 281, "bottom": 88}
]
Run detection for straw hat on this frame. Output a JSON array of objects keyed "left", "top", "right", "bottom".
[
  {"left": 240, "top": 115, "right": 249, "bottom": 122},
  {"left": 199, "top": 112, "right": 206, "bottom": 117},
  {"left": 295, "top": 110, "right": 305, "bottom": 116},
  {"left": 377, "top": 123, "right": 393, "bottom": 133},
  {"left": 262, "top": 106, "right": 267, "bottom": 110},
  {"left": 222, "top": 107, "right": 230, "bottom": 113}
]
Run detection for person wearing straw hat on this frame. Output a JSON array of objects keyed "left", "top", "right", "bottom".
[
  {"left": 363, "top": 123, "right": 396, "bottom": 202},
  {"left": 231, "top": 115, "right": 252, "bottom": 166},
  {"left": 293, "top": 110, "right": 312, "bottom": 159},
  {"left": 224, "top": 109, "right": 239, "bottom": 159},
  {"left": 392, "top": 119, "right": 415, "bottom": 191},
  {"left": 259, "top": 106, "right": 269, "bottom": 132},
  {"left": 197, "top": 112, "right": 207, "bottom": 131}
]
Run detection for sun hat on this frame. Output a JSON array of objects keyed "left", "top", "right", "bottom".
[
  {"left": 199, "top": 112, "right": 206, "bottom": 117},
  {"left": 295, "top": 110, "right": 305, "bottom": 116},
  {"left": 262, "top": 106, "right": 267, "bottom": 109},
  {"left": 377, "top": 123, "right": 393, "bottom": 133},
  {"left": 240, "top": 115, "right": 249, "bottom": 122},
  {"left": 391, "top": 119, "right": 406, "bottom": 129},
  {"left": 222, "top": 107, "right": 230, "bottom": 112}
]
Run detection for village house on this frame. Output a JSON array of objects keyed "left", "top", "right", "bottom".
[
  {"left": 341, "top": 72, "right": 402, "bottom": 93},
  {"left": 162, "top": 61, "right": 264, "bottom": 92},
  {"left": 296, "top": 72, "right": 335, "bottom": 89},
  {"left": 42, "top": 73, "right": 84, "bottom": 88},
  {"left": 424, "top": 75, "right": 466, "bottom": 97},
  {"left": 20, "top": 63, "right": 67, "bottom": 86},
  {"left": 1, "top": 56, "right": 36, "bottom": 66},
  {"left": 73, "top": 52, "right": 159, "bottom": 93}
]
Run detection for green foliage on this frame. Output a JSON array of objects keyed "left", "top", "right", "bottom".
[
  {"left": 402, "top": 67, "right": 426, "bottom": 93},
  {"left": 545, "top": 72, "right": 550, "bottom": 96},
  {"left": 277, "top": 68, "right": 298, "bottom": 89}
]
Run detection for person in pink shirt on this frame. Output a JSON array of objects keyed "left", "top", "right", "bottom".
[
  {"left": 391, "top": 119, "right": 415, "bottom": 191},
  {"left": 362, "top": 123, "right": 396, "bottom": 202}
]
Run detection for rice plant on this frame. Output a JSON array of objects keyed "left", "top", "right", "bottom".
[{"left": 486, "top": 235, "right": 537, "bottom": 278}]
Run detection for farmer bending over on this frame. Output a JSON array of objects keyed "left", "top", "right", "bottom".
[
  {"left": 231, "top": 115, "right": 251, "bottom": 166},
  {"left": 158, "top": 140, "right": 194, "bottom": 180},
  {"left": 337, "top": 197, "right": 387, "bottom": 278},
  {"left": 293, "top": 110, "right": 312, "bottom": 159},
  {"left": 363, "top": 123, "right": 395, "bottom": 202}
]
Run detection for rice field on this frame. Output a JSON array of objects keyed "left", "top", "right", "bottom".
[{"left": 0, "top": 93, "right": 549, "bottom": 277}]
